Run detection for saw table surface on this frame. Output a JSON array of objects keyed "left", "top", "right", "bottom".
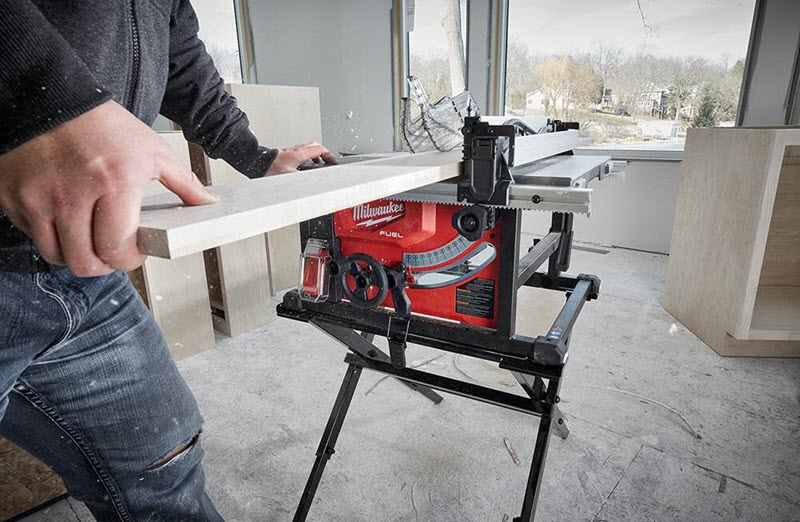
[
  {"left": 393, "top": 154, "right": 610, "bottom": 215},
  {"left": 513, "top": 154, "right": 610, "bottom": 187},
  {"left": 138, "top": 150, "right": 461, "bottom": 259}
]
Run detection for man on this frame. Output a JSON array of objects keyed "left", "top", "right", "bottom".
[{"left": 0, "top": 1, "right": 334, "bottom": 519}]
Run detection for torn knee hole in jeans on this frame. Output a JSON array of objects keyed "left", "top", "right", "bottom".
[{"left": 146, "top": 432, "right": 200, "bottom": 471}]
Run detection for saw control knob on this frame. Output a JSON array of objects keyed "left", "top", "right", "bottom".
[
  {"left": 340, "top": 253, "right": 389, "bottom": 308},
  {"left": 452, "top": 205, "right": 490, "bottom": 242}
]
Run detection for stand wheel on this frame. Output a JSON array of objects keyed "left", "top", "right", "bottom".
[{"left": 340, "top": 254, "right": 389, "bottom": 308}]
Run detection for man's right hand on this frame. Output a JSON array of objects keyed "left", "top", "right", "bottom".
[{"left": 0, "top": 100, "right": 218, "bottom": 277}]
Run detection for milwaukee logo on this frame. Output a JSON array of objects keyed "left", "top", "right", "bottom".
[{"left": 353, "top": 201, "right": 405, "bottom": 227}]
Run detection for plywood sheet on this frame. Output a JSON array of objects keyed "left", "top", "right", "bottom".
[
  {"left": 141, "top": 255, "right": 215, "bottom": 359},
  {"left": 749, "top": 287, "right": 800, "bottom": 341},
  {"left": 759, "top": 146, "right": 800, "bottom": 286},
  {"left": 264, "top": 225, "right": 300, "bottom": 294},
  {"left": 190, "top": 145, "right": 274, "bottom": 337},
  {"left": 213, "top": 235, "right": 274, "bottom": 336},
  {"left": 218, "top": 84, "right": 323, "bottom": 293},
  {"left": 130, "top": 132, "right": 215, "bottom": 358},
  {"left": 230, "top": 83, "right": 322, "bottom": 148},
  {"left": 0, "top": 438, "right": 65, "bottom": 519},
  {"left": 664, "top": 128, "right": 800, "bottom": 357},
  {"left": 138, "top": 150, "right": 462, "bottom": 259}
]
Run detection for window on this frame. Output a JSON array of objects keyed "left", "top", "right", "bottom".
[
  {"left": 192, "top": 0, "right": 242, "bottom": 83},
  {"left": 504, "top": 0, "right": 757, "bottom": 149},
  {"left": 408, "top": 0, "right": 468, "bottom": 101}
]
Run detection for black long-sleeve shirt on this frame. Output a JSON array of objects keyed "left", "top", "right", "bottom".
[{"left": 0, "top": 0, "right": 277, "bottom": 271}]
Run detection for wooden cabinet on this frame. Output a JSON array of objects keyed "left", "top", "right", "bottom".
[{"left": 664, "top": 127, "right": 800, "bottom": 356}]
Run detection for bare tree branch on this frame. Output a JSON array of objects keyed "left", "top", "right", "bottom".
[{"left": 636, "top": 0, "right": 654, "bottom": 34}]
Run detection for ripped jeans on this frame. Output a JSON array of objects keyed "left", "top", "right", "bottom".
[{"left": 0, "top": 268, "right": 222, "bottom": 521}]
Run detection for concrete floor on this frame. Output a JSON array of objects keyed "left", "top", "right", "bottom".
[{"left": 21, "top": 244, "right": 800, "bottom": 521}]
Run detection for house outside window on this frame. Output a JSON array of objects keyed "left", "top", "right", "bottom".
[{"left": 504, "top": 0, "right": 757, "bottom": 149}]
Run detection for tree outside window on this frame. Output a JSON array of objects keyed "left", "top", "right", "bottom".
[{"left": 504, "top": 0, "right": 756, "bottom": 149}]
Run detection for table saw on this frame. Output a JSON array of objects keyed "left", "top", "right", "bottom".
[{"left": 277, "top": 115, "right": 622, "bottom": 521}]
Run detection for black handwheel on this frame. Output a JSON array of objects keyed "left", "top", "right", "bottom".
[{"left": 341, "top": 253, "right": 389, "bottom": 308}]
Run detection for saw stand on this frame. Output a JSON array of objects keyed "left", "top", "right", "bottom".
[{"left": 278, "top": 207, "right": 601, "bottom": 522}]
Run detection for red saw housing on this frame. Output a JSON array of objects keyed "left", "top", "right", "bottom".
[{"left": 333, "top": 198, "right": 503, "bottom": 329}]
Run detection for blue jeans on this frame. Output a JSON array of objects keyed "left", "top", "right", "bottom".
[{"left": 0, "top": 268, "right": 222, "bottom": 521}]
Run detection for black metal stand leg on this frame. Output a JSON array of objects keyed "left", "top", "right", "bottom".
[
  {"left": 514, "top": 376, "right": 564, "bottom": 522},
  {"left": 515, "top": 413, "right": 555, "bottom": 522},
  {"left": 293, "top": 363, "right": 363, "bottom": 522}
]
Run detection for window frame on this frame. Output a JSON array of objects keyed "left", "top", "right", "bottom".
[
  {"left": 394, "top": 0, "right": 796, "bottom": 160},
  {"left": 498, "top": 0, "right": 763, "bottom": 160}
]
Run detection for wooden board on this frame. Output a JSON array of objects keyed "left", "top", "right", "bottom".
[
  {"left": 129, "top": 132, "right": 215, "bottom": 359},
  {"left": 138, "top": 150, "right": 462, "bottom": 259},
  {"left": 264, "top": 225, "right": 300, "bottom": 294},
  {"left": 663, "top": 127, "right": 800, "bottom": 357},
  {"left": 211, "top": 235, "right": 274, "bottom": 336},
  {"left": 759, "top": 146, "right": 800, "bottom": 286},
  {"left": 190, "top": 146, "right": 274, "bottom": 337},
  {"left": 176, "top": 83, "right": 324, "bottom": 335},
  {"left": 139, "top": 255, "right": 215, "bottom": 359},
  {"left": 749, "top": 287, "right": 800, "bottom": 341},
  {"left": 218, "top": 84, "right": 324, "bottom": 293}
]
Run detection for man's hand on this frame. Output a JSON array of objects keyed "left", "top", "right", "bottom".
[
  {"left": 267, "top": 142, "right": 337, "bottom": 174},
  {"left": 0, "top": 100, "right": 218, "bottom": 277}
]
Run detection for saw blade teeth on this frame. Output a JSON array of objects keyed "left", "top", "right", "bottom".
[{"left": 390, "top": 196, "right": 585, "bottom": 215}]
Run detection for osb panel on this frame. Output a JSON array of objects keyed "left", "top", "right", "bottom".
[{"left": 0, "top": 437, "right": 65, "bottom": 519}]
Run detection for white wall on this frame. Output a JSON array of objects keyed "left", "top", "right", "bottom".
[
  {"left": 522, "top": 160, "right": 683, "bottom": 254},
  {"left": 246, "top": 0, "right": 395, "bottom": 155}
]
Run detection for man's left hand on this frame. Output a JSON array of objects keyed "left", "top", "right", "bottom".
[{"left": 267, "top": 142, "right": 337, "bottom": 174}]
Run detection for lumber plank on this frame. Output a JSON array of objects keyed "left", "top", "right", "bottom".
[
  {"left": 129, "top": 132, "right": 215, "bottom": 358},
  {"left": 759, "top": 146, "right": 800, "bottom": 286},
  {"left": 191, "top": 146, "right": 274, "bottom": 337},
  {"left": 212, "top": 84, "right": 323, "bottom": 293},
  {"left": 140, "top": 255, "right": 215, "bottom": 359},
  {"left": 748, "top": 287, "right": 800, "bottom": 341},
  {"left": 211, "top": 236, "right": 274, "bottom": 336},
  {"left": 138, "top": 150, "right": 462, "bottom": 259}
]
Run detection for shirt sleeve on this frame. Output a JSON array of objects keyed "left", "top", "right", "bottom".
[
  {"left": 0, "top": 1, "right": 113, "bottom": 154},
  {"left": 159, "top": 0, "right": 277, "bottom": 179}
]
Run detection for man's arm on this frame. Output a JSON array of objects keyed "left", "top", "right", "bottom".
[
  {"left": 0, "top": 1, "right": 112, "bottom": 152},
  {"left": 0, "top": 2, "right": 216, "bottom": 277},
  {"left": 160, "top": 0, "right": 336, "bottom": 177}
]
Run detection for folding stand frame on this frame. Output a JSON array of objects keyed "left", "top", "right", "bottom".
[{"left": 277, "top": 209, "right": 600, "bottom": 521}]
